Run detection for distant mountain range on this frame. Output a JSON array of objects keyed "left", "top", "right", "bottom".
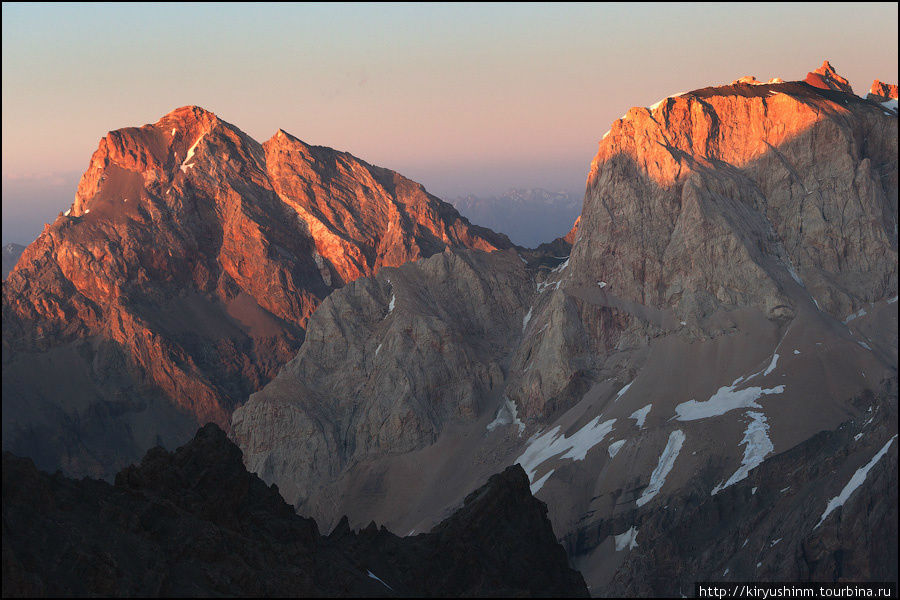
[
  {"left": 449, "top": 188, "right": 581, "bottom": 248},
  {"left": 2, "top": 243, "right": 25, "bottom": 279}
]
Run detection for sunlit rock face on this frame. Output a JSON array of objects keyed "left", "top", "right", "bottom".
[
  {"left": 868, "top": 79, "right": 899, "bottom": 102},
  {"left": 803, "top": 60, "right": 855, "bottom": 94},
  {"left": 232, "top": 63, "right": 897, "bottom": 594},
  {"left": 505, "top": 64, "right": 897, "bottom": 419},
  {"left": 2, "top": 105, "right": 510, "bottom": 479}
]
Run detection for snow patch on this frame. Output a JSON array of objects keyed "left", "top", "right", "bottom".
[
  {"left": 374, "top": 343, "right": 382, "bottom": 357},
  {"left": 857, "top": 341, "right": 872, "bottom": 351},
  {"left": 815, "top": 435, "right": 897, "bottom": 529},
  {"left": 366, "top": 570, "right": 394, "bottom": 591},
  {"left": 763, "top": 353, "right": 779, "bottom": 377},
  {"left": 614, "top": 526, "right": 639, "bottom": 551},
  {"left": 614, "top": 381, "right": 633, "bottom": 403},
  {"left": 180, "top": 133, "right": 205, "bottom": 173},
  {"left": 597, "top": 281, "right": 607, "bottom": 288},
  {"left": 675, "top": 378, "right": 785, "bottom": 421},
  {"left": 171, "top": 128, "right": 177, "bottom": 136},
  {"left": 388, "top": 294, "right": 395, "bottom": 314},
  {"left": 551, "top": 258, "right": 569, "bottom": 273},
  {"left": 486, "top": 397, "right": 525, "bottom": 435},
  {"left": 843, "top": 308, "right": 867, "bottom": 324},
  {"left": 771, "top": 538, "right": 782, "bottom": 546},
  {"left": 63, "top": 209, "right": 71, "bottom": 216},
  {"left": 522, "top": 306, "right": 533, "bottom": 332},
  {"left": 516, "top": 418, "right": 617, "bottom": 485},
  {"left": 711, "top": 412, "right": 774, "bottom": 495},
  {"left": 887, "top": 295, "right": 898, "bottom": 304},
  {"left": 881, "top": 99, "right": 898, "bottom": 112},
  {"left": 636, "top": 430, "right": 685, "bottom": 507},
  {"left": 84, "top": 209, "right": 90, "bottom": 214},
  {"left": 630, "top": 404, "right": 652, "bottom": 429},
  {"left": 785, "top": 263, "right": 804, "bottom": 287},
  {"left": 608, "top": 439, "right": 625, "bottom": 458},
  {"left": 793, "top": 349, "right": 800, "bottom": 355},
  {"left": 530, "top": 469, "right": 555, "bottom": 494}
]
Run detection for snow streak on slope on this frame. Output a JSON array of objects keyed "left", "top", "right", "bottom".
[
  {"left": 516, "top": 418, "right": 617, "bottom": 486},
  {"left": 630, "top": 404, "right": 652, "bottom": 429},
  {"left": 636, "top": 430, "right": 685, "bottom": 507},
  {"left": 815, "top": 435, "right": 897, "bottom": 528},
  {"left": 711, "top": 411, "right": 774, "bottom": 495},
  {"left": 675, "top": 377, "right": 784, "bottom": 421}
]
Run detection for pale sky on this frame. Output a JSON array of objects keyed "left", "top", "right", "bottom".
[{"left": 2, "top": 2, "right": 898, "bottom": 244}]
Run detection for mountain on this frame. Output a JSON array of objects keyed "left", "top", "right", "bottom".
[
  {"left": 2, "top": 243, "right": 25, "bottom": 279},
  {"left": 1, "top": 423, "right": 588, "bottom": 597},
  {"left": 1, "top": 105, "right": 511, "bottom": 480},
  {"left": 869, "top": 79, "right": 899, "bottom": 102},
  {"left": 232, "top": 63, "right": 898, "bottom": 593},
  {"left": 450, "top": 188, "right": 582, "bottom": 248}
]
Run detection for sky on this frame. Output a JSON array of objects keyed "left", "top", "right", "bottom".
[{"left": 2, "top": 2, "right": 898, "bottom": 245}]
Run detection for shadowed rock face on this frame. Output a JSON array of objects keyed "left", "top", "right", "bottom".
[
  {"left": 232, "top": 64, "right": 898, "bottom": 594},
  {"left": 598, "top": 384, "right": 898, "bottom": 596},
  {"left": 1, "top": 423, "right": 588, "bottom": 598},
  {"left": 2, "top": 106, "right": 510, "bottom": 479}
]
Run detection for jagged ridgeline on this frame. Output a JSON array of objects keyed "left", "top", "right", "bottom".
[
  {"left": 232, "top": 63, "right": 897, "bottom": 594},
  {"left": 1, "top": 106, "right": 511, "bottom": 479},
  {"left": 2, "top": 424, "right": 589, "bottom": 597}
]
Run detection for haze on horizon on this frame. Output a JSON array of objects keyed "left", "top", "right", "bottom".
[{"left": 2, "top": 2, "right": 898, "bottom": 245}]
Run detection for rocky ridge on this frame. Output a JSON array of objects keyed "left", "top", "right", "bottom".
[
  {"left": 868, "top": 79, "right": 898, "bottom": 102},
  {"left": 1, "top": 423, "right": 588, "bottom": 597},
  {"left": 2, "top": 105, "right": 510, "bottom": 479}
]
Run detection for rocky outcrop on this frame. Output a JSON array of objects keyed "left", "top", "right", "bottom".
[
  {"left": 804, "top": 60, "right": 854, "bottom": 94},
  {"left": 1, "top": 423, "right": 588, "bottom": 597},
  {"left": 2, "top": 243, "right": 25, "bottom": 280},
  {"left": 232, "top": 247, "right": 536, "bottom": 518},
  {"left": 2, "top": 106, "right": 510, "bottom": 479},
  {"left": 868, "top": 79, "right": 898, "bottom": 102}
]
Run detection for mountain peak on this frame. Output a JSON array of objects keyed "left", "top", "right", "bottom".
[
  {"left": 869, "top": 79, "right": 899, "bottom": 102},
  {"left": 157, "top": 104, "right": 219, "bottom": 123},
  {"left": 804, "top": 59, "right": 853, "bottom": 93}
]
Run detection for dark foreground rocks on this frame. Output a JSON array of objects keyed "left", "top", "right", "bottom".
[{"left": 2, "top": 423, "right": 587, "bottom": 597}]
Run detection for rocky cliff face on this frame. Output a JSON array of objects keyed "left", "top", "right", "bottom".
[
  {"left": 2, "top": 423, "right": 588, "bottom": 597},
  {"left": 233, "top": 64, "right": 898, "bottom": 594},
  {"left": 1, "top": 105, "right": 510, "bottom": 479}
]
